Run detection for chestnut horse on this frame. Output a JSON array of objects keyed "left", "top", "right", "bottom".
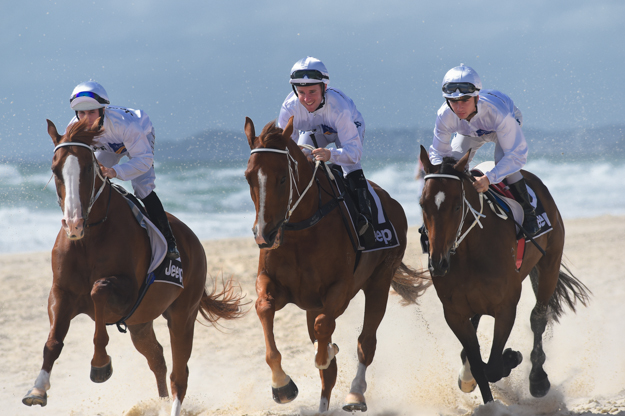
[
  {"left": 418, "top": 145, "right": 590, "bottom": 403},
  {"left": 244, "top": 116, "right": 430, "bottom": 413},
  {"left": 22, "top": 118, "right": 245, "bottom": 416}
]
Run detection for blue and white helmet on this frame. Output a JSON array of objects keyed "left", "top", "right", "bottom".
[
  {"left": 289, "top": 57, "right": 329, "bottom": 86},
  {"left": 69, "top": 81, "right": 110, "bottom": 111},
  {"left": 441, "top": 64, "right": 482, "bottom": 99}
]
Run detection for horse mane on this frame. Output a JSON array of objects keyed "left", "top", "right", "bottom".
[
  {"left": 62, "top": 117, "right": 103, "bottom": 146},
  {"left": 438, "top": 156, "right": 468, "bottom": 178},
  {"left": 259, "top": 120, "right": 286, "bottom": 149}
]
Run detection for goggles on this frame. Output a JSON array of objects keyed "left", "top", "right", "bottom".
[
  {"left": 70, "top": 91, "right": 110, "bottom": 105},
  {"left": 290, "top": 69, "right": 328, "bottom": 81},
  {"left": 442, "top": 82, "right": 479, "bottom": 95}
]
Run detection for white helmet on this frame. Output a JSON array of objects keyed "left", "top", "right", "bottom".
[
  {"left": 289, "top": 57, "right": 329, "bottom": 86},
  {"left": 441, "top": 64, "right": 482, "bottom": 99},
  {"left": 69, "top": 81, "right": 110, "bottom": 111}
]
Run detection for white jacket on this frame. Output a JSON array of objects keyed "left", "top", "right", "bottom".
[
  {"left": 68, "top": 106, "right": 155, "bottom": 181},
  {"left": 278, "top": 87, "right": 365, "bottom": 166},
  {"left": 429, "top": 89, "right": 527, "bottom": 184}
]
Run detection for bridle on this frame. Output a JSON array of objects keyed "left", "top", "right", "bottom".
[
  {"left": 250, "top": 144, "right": 331, "bottom": 225},
  {"left": 54, "top": 142, "right": 111, "bottom": 227},
  {"left": 423, "top": 172, "right": 486, "bottom": 254}
]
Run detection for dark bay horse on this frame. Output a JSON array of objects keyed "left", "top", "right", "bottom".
[
  {"left": 244, "top": 116, "right": 431, "bottom": 413},
  {"left": 22, "top": 118, "right": 245, "bottom": 416},
  {"left": 418, "top": 145, "right": 590, "bottom": 404}
]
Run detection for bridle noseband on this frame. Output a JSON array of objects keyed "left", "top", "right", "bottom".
[
  {"left": 424, "top": 172, "right": 486, "bottom": 253},
  {"left": 250, "top": 145, "right": 325, "bottom": 225},
  {"left": 54, "top": 142, "right": 110, "bottom": 227}
]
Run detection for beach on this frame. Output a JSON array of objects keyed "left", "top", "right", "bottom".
[{"left": 2, "top": 215, "right": 625, "bottom": 416}]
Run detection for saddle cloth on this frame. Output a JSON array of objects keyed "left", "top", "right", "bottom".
[
  {"left": 113, "top": 185, "right": 184, "bottom": 288},
  {"left": 329, "top": 166, "right": 400, "bottom": 252},
  {"left": 472, "top": 162, "right": 553, "bottom": 241}
]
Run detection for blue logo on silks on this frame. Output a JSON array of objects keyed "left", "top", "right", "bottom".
[
  {"left": 109, "top": 142, "right": 127, "bottom": 154},
  {"left": 476, "top": 129, "right": 495, "bottom": 137},
  {"left": 321, "top": 125, "right": 337, "bottom": 135}
]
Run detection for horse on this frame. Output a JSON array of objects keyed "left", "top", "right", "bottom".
[
  {"left": 417, "top": 145, "right": 590, "bottom": 404},
  {"left": 243, "top": 116, "right": 431, "bottom": 413},
  {"left": 22, "top": 118, "right": 245, "bottom": 416}
]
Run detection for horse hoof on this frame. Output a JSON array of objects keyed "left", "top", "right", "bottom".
[
  {"left": 458, "top": 376, "right": 477, "bottom": 393},
  {"left": 272, "top": 377, "right": 298, "bottom": 404},
  {"left": 530, "top": 375, "right": 551, "bottom": 397},
  {"left": 503, "top": 348, "right": 523, "bottom": 369},
  {"left": 343, "top": 393, "right": 367, "bottom": 412},
  {"left": 22, "top": 389, "right": 47, "bottom": 407},
  {"left": 90, "top": 356, "right": 113, "bottom": 383}
]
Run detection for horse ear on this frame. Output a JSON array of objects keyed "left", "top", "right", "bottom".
[
  {"left": 454, "top": 148, "right": 472, "bottom": 172},
  {"left": 47, "top": 119, "right": 62, "bottom": 146},
  {"left": 244, "top": 117, "right": 257, "bottom": 149},
  {"left": 419, "top": 145, "right": 433, "bottom": 174},
  {"left": 283, "top": 116, "right": 294, "bottom": 142}
]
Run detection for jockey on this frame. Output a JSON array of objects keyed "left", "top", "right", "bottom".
[
  {"left": 67, "top": 81, "right": 180, "bottom": 259},
  {"left": 428, "top": 64, "right": 540, "bottom": 236},
  {"left": 277, "top": 56, "right": 375, "bottom": 245}
]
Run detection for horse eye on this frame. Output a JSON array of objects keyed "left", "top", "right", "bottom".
[{"left": 280, "top": 176, "right": 287, "bottom": 185}]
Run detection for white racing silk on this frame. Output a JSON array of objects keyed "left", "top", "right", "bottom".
[
  {"left": 429, "top": 89, "right": 528, "bottom": 185},
  {"left": 278, "top": 87, "right": 365, "bottom": 168}
]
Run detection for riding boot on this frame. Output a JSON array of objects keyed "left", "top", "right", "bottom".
[
  {"left": 507, "top": 178, "right": 540, "bottom": 237},
  {"left": 346, "top": 169, "right": 376, "bottom": 248},
  {"left": 141, "top": 191, "right": 181, "bottom": 260}
]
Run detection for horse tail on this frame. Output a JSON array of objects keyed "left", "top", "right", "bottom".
[
  {"left": 530, "top": 262, "right": 591, "bottom": 323},
  {"left": 198, "top": 275, "right": 249, "bottom": 326},
  {"left": 390, "top": 262, "right": 432, "bottom": 306}
]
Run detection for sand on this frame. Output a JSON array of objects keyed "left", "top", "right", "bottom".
[{"left": 1, "top": 215, "right": 624, "bottom": 416}]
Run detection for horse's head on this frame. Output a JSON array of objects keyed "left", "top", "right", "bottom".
[
  {"left": 419, "top": 145, "right": 471, "bottom": 276},
  {"left": 244, "top": 116, "right": 297, "bottom": 249},
  {"left": 48, "top": 117, "right": 104, "bottom": 240}
]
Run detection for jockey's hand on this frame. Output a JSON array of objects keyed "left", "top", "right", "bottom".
[
  {"left": 312, "top": 148, "right": 331, "bottom": 162},
  {"left": 473, "top": 175, "right": 490, "bottom": 193},
  {"left": 100, "top": 164, "right": 117, "bottom": 179}
]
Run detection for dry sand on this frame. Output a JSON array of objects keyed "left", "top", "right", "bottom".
[{"left": 1, "top": 215, "right": 624, "bottom": 416}]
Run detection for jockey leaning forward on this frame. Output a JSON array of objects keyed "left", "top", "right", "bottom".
[
  {"left": 67, "top": 80, "right": 180, "bottom": 259},
  {"left": 277, "top": 56, "right": 376, "bottom": 246},
  {"left": 428, "top": 64, "right": 539, "bottom": 236}
]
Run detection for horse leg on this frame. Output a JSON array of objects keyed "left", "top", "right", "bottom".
[
  {"left": 128, "top": 322, "right": 169, "bottom": 398},
  {"left": 343, "top": 273, "right": 392, "bottom": 413},
  {"left": 458, "top": 314, "right": 481, "bottom": 393},
  {"left": 306, "top": 311, "right": 337, "bottom": 413},
  {"left": 445, "top": 309, "right": 493, "bottom": 403},
  {"left": 528, "top": 260, "right": 560, "bottom": 397},
  {"left": 163, "top": 306, "right": 198, "bottom": 416},
  {"left": 484, "top": 306, "right": 522, "bottom": 383},
  {"left": 90, "top": 276, "right": 134, "bottom": 383},
  {"left": 256, "top": 273, "right": 298, "bottom": 404},
  {"left": 23, "top": 287, "right": 76, "bottom": 407}
]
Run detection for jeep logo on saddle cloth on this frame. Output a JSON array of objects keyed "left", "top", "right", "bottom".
[{"left": 152, "top": 257, "right": 184, "bottom": 288}]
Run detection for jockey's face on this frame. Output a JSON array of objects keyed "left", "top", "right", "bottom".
[
  {"left": 76, "top": 109, "right": 100, "bottom": 127},
  {"left": 296, "top": 84, "right": 324, "bottom": 113},
  {"left": 449, "top": 96, "right": 478, "bottom": 120}
]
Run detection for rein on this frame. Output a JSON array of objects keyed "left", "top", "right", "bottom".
[
  {"left": 424, "top": 172, "right": 486, "bottom": 253},
  {"left": 54, "top": 142, "right": 111, "bottom": 227}
]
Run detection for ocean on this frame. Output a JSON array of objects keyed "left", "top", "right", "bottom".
[{"left": 1, "top": 142, "right": 624, "bottom": 254}]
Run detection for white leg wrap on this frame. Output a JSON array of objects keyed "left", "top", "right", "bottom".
[
  {"left": 319, "top": 397, "right": 329, "bottom": 413},
  {"left": 458, "top": 359, "right": 477, "bottom": 393},
  {"left": 170, "top": 397, "right": 181, "bottom": 416},
  {"left": 349, "top": 362, "right": 367, "bottom": 395},
  {"left": 34, "top": 370, "right": 51, "bottom": 391},
  {"left": 314, "top": 341, "right": 339, "bottom": 370}
]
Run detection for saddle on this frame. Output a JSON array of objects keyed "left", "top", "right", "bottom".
[{"left": 327, "top": 165, "right": 400, "bottom": 252}]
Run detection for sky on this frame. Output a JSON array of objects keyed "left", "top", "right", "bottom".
[{"left": 1, "top": 0, "right": 624, "bottom": 159}]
